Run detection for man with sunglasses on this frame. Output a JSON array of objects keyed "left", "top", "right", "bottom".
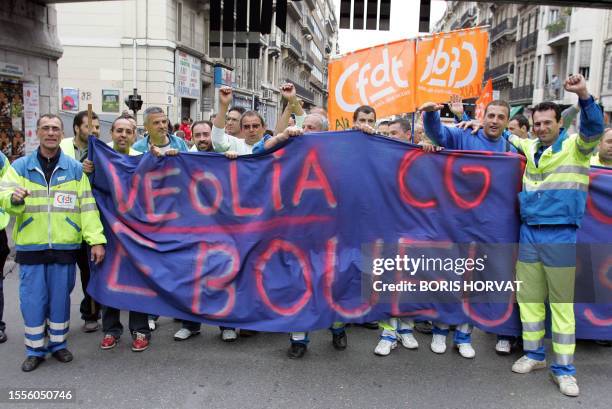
[{"left": 212, "top": 86, "right": 265, "bottom": 155}]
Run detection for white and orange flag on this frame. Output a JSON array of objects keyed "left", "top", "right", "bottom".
[
  {"left": 327, "top": 39, "right": 417, "bottom": 130},
  {"left": 475, "top": 78, "right": 494, "bottom": 122},
  {"left": 327, "top": 27, "right": 489, "bottom": 129},
  {"left": 415, "top": 27, "right": 489, "bottom": 106}
]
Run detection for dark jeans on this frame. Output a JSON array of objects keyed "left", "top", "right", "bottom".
[
  {"left": 102, "top": 306, "right": 150, "bottom": 339},
  {"left": 78, "top": 243, "right": 100, "bottom": 321},
  {"left": 182, "top": 320, "right": 201, "bottom": 332},
  {"left": 0, "top": 229, "right": 10, "bottom": 332}
]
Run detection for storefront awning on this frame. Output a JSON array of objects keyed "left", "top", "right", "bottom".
[{"left": 510, "top": 106, "right": 524, "bottom": 118}]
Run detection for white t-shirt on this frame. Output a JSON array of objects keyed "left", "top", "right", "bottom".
[{"left": 212, "top": 126, "right": 255, "bottom": 155}]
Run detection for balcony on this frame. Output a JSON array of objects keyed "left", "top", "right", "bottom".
[
  {"left": 547, "top": 15, "right": 570, "bottom": 41},
  {"left": 288, "top": 0, "right": 302, "bottom": 19},
  {"left": 306, "top": 53, "right": 315, "bottom": 67},
  {"left": 304, "top": 0, "right": 316, "bottom": 11},
  {"left": 325, "top": 17, "right": 337, "bottom": 34},
  {"left": 268, "top": 39, "right": 281, "bottom": 57},
  {"left": 510, "top": 84, "right": 534, "bottom": 102},
  {"left": 516, "top": 31, "right": 538, "bottom": 55},
  {"left": 544, "top": 85, "right": 564, "bottom": 101},
  {"left": 290, "top": 34, "right": 302, "bottom": 55},
  {"left": 490, "top": 16, "right": 518, "bottom": 43},
  {"left": 289, "top": 80, "right": 315, "bottom": 103},
  {"left": 484, "top": 62, "right": 514, "bottom": 82},
  {"left": 460, "top": 9, "right": 477, "bottom": 28},
  {"left": 307, "top": 18, "right": 317, "bottom": 37}
]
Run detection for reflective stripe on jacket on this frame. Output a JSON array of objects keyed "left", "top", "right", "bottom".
[
  {"left": 508, "top": 96, "right": 604, "bottom": 226},
  {"left": 0, "top": 150, "right": 106, "bottom": 251}
]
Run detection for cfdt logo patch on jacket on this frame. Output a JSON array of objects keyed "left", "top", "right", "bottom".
[{"left": 54, "top": 192, "right": 77, "bottom": 210}]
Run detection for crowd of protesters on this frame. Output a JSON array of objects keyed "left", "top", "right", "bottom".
[{"left": 0, "top": 75, "right": 610, "bottom": 398}]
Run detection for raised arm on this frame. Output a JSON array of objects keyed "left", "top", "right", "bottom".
[
  {"left": 419, "top": 102, "right": 461, "bottom": 149},
  {"left": 566, "top": 75, "right": 605, "bottom": 156},
  {"left": 212, "top": 86, "right": 234, "bottom": 152},
  {"left": 274, "top": 83, "right": 305, "bottom": 136}
]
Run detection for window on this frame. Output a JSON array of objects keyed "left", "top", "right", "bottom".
[
  {"left": 579, "top": 40, "right": 592, "bottom": 80},
  {"left": 311, "top": 42, "right": 323, "bottom": 62},
  {"left": 530, "top": 60, "right": 535, "bottom": 85},
  {"left": 536, "top": 55, "right": 541, "bottom": 87},
  {"left": 569, "top": 42, "right": 575, "bottom": 75},
  {"left": 517, "top": 65, "right": 521, "bottom": 86},
  {"left": 603, "top": 43, "right": 612, "bottom": 92},
  {"left": 190, "top": 12, "right": 195, "bottom": 47},
  {"left": 549, "top": 8, "right": 559, "bottom": 23},
  {"left": 177, "top": 2, "right": 182, "bottom": 42}
]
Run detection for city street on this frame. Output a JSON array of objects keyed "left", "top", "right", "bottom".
[{"left": 0, "top": 259, "right": 611, "bottom": 409}]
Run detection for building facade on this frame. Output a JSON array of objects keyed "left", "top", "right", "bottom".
[
  {"left": 532, "top": 6, "right": 607, "bottom": 106},
  {"left": 56, "top": 0, "right": 337, "bottom": 131},
  {"left": 600, "top": 9, "right": 612, "bottom": 125},
  {"left": 0, "top": 1, "right": 62, "bottom": 158},
  {"left": 435, "top": 2, "right": 610, "bottom": 115}
]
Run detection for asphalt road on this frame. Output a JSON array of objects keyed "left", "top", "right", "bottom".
[{"left": 0, "top": 259, "right": 611, "bottom": 409}]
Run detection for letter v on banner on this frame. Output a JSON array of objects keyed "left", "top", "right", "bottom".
[
  {"left": 415, "top": 27, "right": 489, "bottom": 106},
  {"left": 327, "top": 39, "right": 416, "bottom": 130}
]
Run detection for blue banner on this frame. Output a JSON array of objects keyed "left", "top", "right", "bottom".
[{"left": 88, "top": 133, "right": 612, "bottom": 339}]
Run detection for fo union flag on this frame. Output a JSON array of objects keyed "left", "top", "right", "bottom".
[{"left": 327, "top": 40, "right": 416, "bottom": 130}]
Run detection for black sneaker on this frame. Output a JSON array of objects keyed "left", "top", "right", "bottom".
[
  {"left": 358, "top": 322, "right": 380, "bottom": 330},
  {"left": 332, "top": 331, "right": 348, "bottom": 350},
  {"left": 0, "top": 329, "right": 7, "bottom": 343},
  {"left": 414, "top": 321, "right": 433, "bottom": 334},
  {"left": 21, "top": 356, "right": 45, "bottom": 372},
  {"left": 52, "top": 348, "right": 73, "bottom": 363},
  {"left": 288, "top": 342, "right": 307, "bottom": 359}
]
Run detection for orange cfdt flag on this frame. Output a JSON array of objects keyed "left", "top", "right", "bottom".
[{"left": 327, "top": 40, "right": 416, "bottom": 130}]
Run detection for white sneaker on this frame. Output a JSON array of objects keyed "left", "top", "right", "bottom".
[
  {"left": 397, "top": 332, "right": 419, "bottom": 349},
  {"left": 174, "top": 328, "right": 199, "bottom": 341},
  {"left": 430, "top": 334, "right": 447, "bottom": 354},
  {"left": 374, "top": 338, "right": 397, "bottom": 356},
  {"left": 512, "top": 355, "right": 547, "bottom": 374},
  {"left": 221, "top": 329, "right": 238, "bottom": 342},
  {"left": 456, "top": 343, "right": 475, "bottom": 359},
  {"left": 550, "top": 373, "right": 579, "bottom": 397},
  {"left": 495, "top": 339, "right": 511, "bottom": 355},
  {"left": 148, "top": 318, "right": 156, "bottom": 331}
]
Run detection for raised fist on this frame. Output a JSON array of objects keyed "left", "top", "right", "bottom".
[
  {"left": 218, "top": 86, "right": 233, "bottom": 106},
  {"left": 564, "top": 74, "right": 589, "bottom": 99}
]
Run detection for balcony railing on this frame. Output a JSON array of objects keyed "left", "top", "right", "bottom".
[
  {"left": 516, "top": 31, "right": 538, "bottom": 55},
  {"left": 491, "top": 16, "right": 518, "bottom": 41},
  {"left": 484, "top": 62, "right": 514, "bottom": 81},
  {"left": 290, "top": 34, "right": 302, "bottom": 55},
  {"left": 289, "top": 80, "right": 315, "bottom": 102},
  {"left": 509, "top": 84, "right": 534, "bottom": 102},
  {"left": 288, "top": 0, "right": 302, "bottom": 19},
  {"left": 544, "top": 85, "right": 564, "bottom": 101},
  {"left": 306, "top": 53, "right": 314, "bottom": 67},
  {"left": 307, "top": 18, "right": 317, "bottom": 37},
  {"left": 460, "top": 9, "right": 477, "bottom": 27},
  {"left": 547, "top": 15, "right": 570, "bottom": 40}
]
